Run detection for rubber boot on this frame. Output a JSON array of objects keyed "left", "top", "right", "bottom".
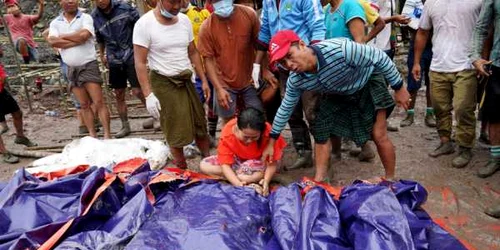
[
  {"left": 424, "top": 113, "right": 437, "bottom": 127},
  {"left": 400, "top": 113, "right": 415, "bottom": 127},
  {"left": 115, "top": 121, "right": 131, "bottom": 138},
  {"left": 358, "top": 142, "right": 375, "bottom": 162},
  {"left": 286, "top": 149, "right": 313, "bottom": 170}
]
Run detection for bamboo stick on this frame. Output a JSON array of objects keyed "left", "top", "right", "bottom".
[
  {"left": 9, "top": 149, "right": 54, "bottom": 158},
  {"left": 71, "top": 129, "right": 161, "bottom": 138},
  {"left": 26, "top": 145, "right": 66, "bottom": 151}
]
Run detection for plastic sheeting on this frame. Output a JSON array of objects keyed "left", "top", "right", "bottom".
[
  {"left": 0, "top": 161, "right": 467, "bottom": 250},
  {"left": 29, "top": 137, "right": 170, "bottom": 173}
]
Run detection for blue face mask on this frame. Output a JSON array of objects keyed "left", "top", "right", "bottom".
[
  {"left": 160, "top": 0, "right": 177, "bottom": 18},
  {"left": 213, "top": 0, "right": 234, "bottom": 18}
]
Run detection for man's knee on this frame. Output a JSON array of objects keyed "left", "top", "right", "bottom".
[
  {"left": 131, "top": 88, "right": 143, "bottom": 99},
  {"left": 114, "top": 89, "right": 126, "bottom": 102},
  {"left": 79, "top": 100, "right": 92, "bottom": 110},
  {"left": 12, "top": 110, "right": 22, "bottom": 119},
  {"left": 454, "top": 101, "right": 476, "bottom": 122},
  {"left": 372, "top": 127, "right": 389, "bottom": 145}
]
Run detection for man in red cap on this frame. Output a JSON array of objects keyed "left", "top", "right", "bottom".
[
  {"left": 2, "top": 0, "right": 44, "bottom": 64},
  {"left": 262, "top": 30, "right": 410, "bottom": 182}
]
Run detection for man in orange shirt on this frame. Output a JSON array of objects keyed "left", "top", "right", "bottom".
[{"left": 198, "top": 0, "right": 263, "bottom": 125}]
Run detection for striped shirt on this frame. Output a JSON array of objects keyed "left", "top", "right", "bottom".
[{"left": 270, "top": 38, "right": 403, "bottom": 137}]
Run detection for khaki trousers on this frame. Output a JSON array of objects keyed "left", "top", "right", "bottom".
[{"left": 430, "top": 70, "right": 477, "bottom": 148}]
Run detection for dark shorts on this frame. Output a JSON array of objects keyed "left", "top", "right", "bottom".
[
  {"left": 109, "top": 63, "right": 140, "bottom": 89},
  {"left": 14, "top": 38, "right": 38, "bottom": 61},
  {"left": 481, "top": 65, "right": 500, "bottom": 123},
  {"left": 67, "top": 60, "right": 103, "bottom": 88},
  {"left": 194, "top": 77, "right": 214, "bottom": 105},
  {"left": 214, "top": 85, "right": 263, "bottom": 119},
  {"left": 407, "top": 41, "right": 433, "bottom": 91},
  {"left": 310, "top": 74, "right": 395, "bottom": 146},
  {"left": 0, "top": 89, "right": 21, "bottom": 117}
]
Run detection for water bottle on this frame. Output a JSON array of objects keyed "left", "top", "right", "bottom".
[{"left": 45, "top": 110, "right": 59, "bottom": 117}]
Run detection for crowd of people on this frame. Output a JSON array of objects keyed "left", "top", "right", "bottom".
[{"left": 0, "top": 0, "right": 498, "bottom": 218}]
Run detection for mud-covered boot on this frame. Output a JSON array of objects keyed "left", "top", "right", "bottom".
[
  {"left": 424, "top": 113, "right": 437, "bottom": 128},
  {"left": 485, "top": 202, "right": 500, "bottom": 218},
  {"left": 2, "top": 152, "right": 19, "bottom": 164},
  {"left": 451, "top": 147, "right": 473, "bottom": 169},
  {"left": 286, "top": 149, "right": 313, "bottom": 170},
  {"left": 400, "top": 112, "right": 415, "bottom": 127},
  {"left": 477, "top": 158, "right": 500, "bottom": 178},
  {"left": 14, "top": 136, "right": 37, "bottom": 147},
  {"left": 115, "top": 121, "right": 131, "bottom": 138},
  {"left": 358, "top": 142, "right": 376, "bottom": 162},
  {"left": 387, "top": 121, "right": 399, "bottom": 132}
]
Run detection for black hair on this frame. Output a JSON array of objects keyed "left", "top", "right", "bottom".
[{"left": 237, "top": 107, "right": 266, "bottom": 141}]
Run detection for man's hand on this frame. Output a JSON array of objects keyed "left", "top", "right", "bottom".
[
  {"left": 394, "top": 88, "right": 411, "bottom": 110},
  {"left": 472, "top": 59, "right": 492, "bottom": 77},
  {"left": 216, "top": 87, "right": 232, "bottom": 110},
  {"left": 392, "top": 15, "right": 410, "bottom": 25},
  {"left": 262, "top": 69, "right": 278, "bottom": 89},
  {"left": 202, "top": 80, "right": 211, "bottom": 104},
  {"left": 145, "top": 93, "right": 161, "bottom": 119},
  {"left": 100, "top": 55, "right": 108, "bottom": 68},
  {"left": 261, "top": 141, "right": 275, "bottom": 163},
  {"left": 412, "top": 64, "right": 421, "bottom": 82},
  {"left": 252, "top": 63, "right": 261, "bottom": 88}
]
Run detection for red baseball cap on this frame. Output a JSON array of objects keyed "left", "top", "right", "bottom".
[
  {"left": 268, "top": 30, "right": 300, "bottom": 64},
  {"left": 5, "top": 0, "right": 19, "bottom": 7}
]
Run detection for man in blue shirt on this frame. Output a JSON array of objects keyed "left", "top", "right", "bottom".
[
  {"left": 92, "top": 0, "right": 146, "bottom": 138},
  {"left": 262, "top": 30, "right": 410, "bottom": 182},
  {"left": 254, "top": 0, "right": 326, "bottom": 170}
]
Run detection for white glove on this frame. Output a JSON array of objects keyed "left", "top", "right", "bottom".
[
  {"left": 252, "top": 63, "right": 261, "bottom": 89},
  {"left": 146, "top": 93, "right": 161, "bottom": 120}
]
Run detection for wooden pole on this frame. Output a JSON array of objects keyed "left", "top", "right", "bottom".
[
  {"left": 0, "top": 5, "right": 33, "bottom": 112},
  {"left": 71, "top": 129, "right": 162, "bottom": 138},
  {"left": 26, "top": 144, "right": 66, "bottom": 151},
  {"left": 9, "top": 149, "right": 54, "bottom": 158}
]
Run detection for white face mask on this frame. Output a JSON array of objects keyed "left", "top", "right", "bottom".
[{"left": 213, "top": 0, "right": 234, "bottom": 18}]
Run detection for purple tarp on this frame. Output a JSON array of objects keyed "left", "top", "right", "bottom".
[{"left": 0, "top": 165, "right": 466, "bottom": 250}]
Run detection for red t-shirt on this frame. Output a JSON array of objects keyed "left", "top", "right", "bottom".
[
  {"left": 3, "top": 14, "right": 38, "bottom": 48},
  {"left": 217, "top": 119, "right": 287, "bottom": 165},
  {"left": 0, "top": 64, "right": 6, "bottom": 93}
]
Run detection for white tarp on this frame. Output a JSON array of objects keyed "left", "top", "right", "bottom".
[{"left": 28, "top": 137, "right": 170, "bottom": 173}]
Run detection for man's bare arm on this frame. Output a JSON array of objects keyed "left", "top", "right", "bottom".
[
  {"left": 59, "top": 29, "right": 92, "bottom": 44},
  {"left": 47, "top": 36, "right": 80, "bottom": 49}
]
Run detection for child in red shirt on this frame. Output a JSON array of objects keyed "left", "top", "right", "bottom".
[{"left": 200, "top": 108, "right": 286, "bottom": 196}]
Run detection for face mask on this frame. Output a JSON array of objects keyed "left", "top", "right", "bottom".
[
  {"left": 180, "top": 2, "right": 191, "bottom": 13},
  {"left": 213, "top": 0, "right": 234, "bottom": 18},
  {"left": 160, "top": 0, "right": 177, "bottom": 18}
]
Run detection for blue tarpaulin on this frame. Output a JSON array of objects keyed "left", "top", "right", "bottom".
[{"left": 0, "top": 161, "right": 467, "bottom": 250}]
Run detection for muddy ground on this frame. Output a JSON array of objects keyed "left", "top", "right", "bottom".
[{"left": 1, "top": 84, "right": 499, "bottom": 249}]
